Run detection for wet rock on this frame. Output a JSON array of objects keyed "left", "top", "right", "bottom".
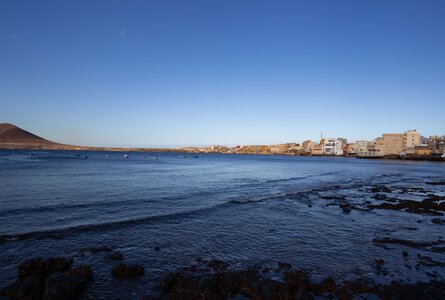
[
  {"left": 207, "top": 259, "right": 229, "bottom": 271},
  {"left": 154, "top": 246, "right": 160, "bottom": 251},
  {"left": 340, "top": 204, "right": 352, "bottom": 213},
  {"left": 89, "top": 246, "right": 113, "bottom": 254},
  {"left": 3, "top": 257, "right": 92, "bottom": 300},
  {"left": 373, "top": 237, "right": 445, "bottom": 250},
  {"left": 277, "top": 262, "right": 292, "bottom": 270},
  {"left": 375, "top": 258, "right": 385, "bottom": 265},
  {"left": 312, "top": 277, "right": 337, "bottom": 294},
  {"left": 18, "top": 257, "right": 49, "bottom": 279},
  {"left": 69, "top": 266, "right": 93, "bottom": 279},
  {"left": 372, "top": 193, "right": 391, "bottom": 201},
  {"left": 2, "top": 275, "right": 45, "bottom": 300},
  {"left": 155, "top": 266, "right": 311, "bottom": 300},
  {"left": 367, "top": 197, "right": 445, "bottom": 216},
  {"left": 42, "top": 273, "right": 87, "bottom": 300},
  {"left": 417, "top": 255, "right": 445, "bottom": 267},
  {"left": 378, "top": 280, "right": 445, "bottom": 299},
  {"left": 426, "top": 181, "right": 445, "bottom": 186},
  {"left": 335, "top": 279, "right": 375, "bottom": 300},
  {"left": 283, "top": 270, "right": 309, "bottom": 289},
  {"left": 153, "top": 260, "right": 445, "bottom": 300},
  {"left": 402, "top": 251, "right": 409, "bottom": 257},
  {"left": 430, "top": 247, "right": 445, "bottom": 253},
  {"left": 112, "top": 264, "right": 144, "bottom": 277},
  {"left": 404, "top": 227, "right": 418, "bottom": 231},
  {"left": 423, "top": 195, "right": 445, "bottom": 203},
  {"left": 48, "top": 257, "right": 72, "bottom": 272},
  {"left": 432, "top": 218, "right": 445, "bottom": 225},
  {"left": 321, "top": 195, "right": 346, "bottom": 201},
  {"left": 109, "top": 252, "right": 124, "bottom": 260},
  {"left": 370, "top": 186, "right": 392, "bottom": 193}
]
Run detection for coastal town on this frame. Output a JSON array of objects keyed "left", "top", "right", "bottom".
[
  {"left": 1, "top": 124, "right": 444, "bottom": 161},
  {"left": 184, "top": 130, "right": 445, "bottom": 160}
]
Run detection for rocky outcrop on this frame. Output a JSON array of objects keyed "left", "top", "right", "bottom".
[
  {"left": 146, "top": 259, "right": 445, "bottom": 300},
  {"left": 111, "top": 264, "right": 144, "bottom": 278},
  {"left": 2, "top": 257, "right": 92, "bottom": 300}
]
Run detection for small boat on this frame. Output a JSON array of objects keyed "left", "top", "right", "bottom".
[
  {"left": 154, "top": 156, "right": 159, "bottom": 160},
  {"left": 141, "top": 155, "right": 146, "bottom": 159},
  {"left": 123, "top": 154, "right": 129, "bottom": 158},
  {"left": 82, "top": 155, "right": 88, "bottom": 159},
  {"left": 106, "top": 154, "right": 110, "bottom": 158},
  {"left": 179, "top": 155, "right": 186, "bottom": 158}
]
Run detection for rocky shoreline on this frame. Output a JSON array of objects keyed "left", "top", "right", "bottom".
[
  {"left": 2, "top": 180, "right": 445, "bottom": 299},
  {"left": 3, "top": 255, "right": 445, "bottom": 300}
]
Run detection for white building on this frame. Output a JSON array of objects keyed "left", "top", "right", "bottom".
[{"left": 322, "top": 138, "right": 344, "bottom": 155}]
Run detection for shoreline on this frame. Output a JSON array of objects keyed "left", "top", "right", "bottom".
[
  {"left": 1, "top": 147, "right": 444, "bottom": 162},
  {"left": 3, "top": 256, "right": 445, "bottom": 300}
]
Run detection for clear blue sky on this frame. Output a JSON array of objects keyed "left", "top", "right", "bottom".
[{"left": 1, "top": 0, "right": 444, "bottom": 147}]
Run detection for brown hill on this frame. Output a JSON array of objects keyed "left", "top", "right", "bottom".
[
  {"left": 0, "top": 123, "right": 67, "bottom": 150},
  {"left": 0, "top": 123, "right": 166, "bottom": 152},
  {"left": 0, "top": 123, "right": 55, "bottom": 144}
]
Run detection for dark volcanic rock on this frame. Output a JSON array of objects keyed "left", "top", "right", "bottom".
[
  {"left": 426, "top": 181, "right": 445, "bottom": 186},
  {"left": 372, "top": 193, "right": 392, "bottom": 201},
  {"left": 432, "top": 218, "right": 445, "bottom": 225},
  {"left": 207, "top": 259, "right": 229, "bottom": 271},
  {"left": 109, "top": 252, "right": 124, "bottom": 260},
  {"left": 112, "top": 264, "right": 144, "bottom": 277},
  {"left": 375, "top": 258, "right": 385, "bottom": 265},
  {"left": 277, "top": 262, "right": 292, "bottom": 270},
  {"left": 89, "top": 246, "right": 113, "bottom": 254},
  {"left": 151, "top": 261, "right": 445, "bottom": 300},
  {"left": 339, "top": 204, "right": 352, "bottom": 213},
  {"left": 367, "top": 197, "right": 445, "bottom": 216},
  {"left": 373, "top": 237, "right": 445, "bottom": 249},
  {"left": 321, "top": 195, "right": 346, "bottom": 201},
  {"left": 378, "top": 280, "right": 445, "bottom": 300},
  {"left": 3, "top": 257, "right": 92, "bottom": 300},
  {"left": 370, "top": 186, "right": 392, "bottom": 193},
  {"left": 417, "top": 255, "right": 445, "bottom": 267},
  {"left": 311, "top": 277, "right": 337, "bottom": 294},
  {"left": 2, "top": 275, "right": 45, "bottom": 300},
  {"left": 42, "top": 273, "right": 87, "bottom": 300},
  {"left": 48, "top": 257, "right": 72, "bottom": 272},
  {"left": 69, "top": 266, "right": 93, "bottom": 279},
  {"left": 155, "top": 266, "right": 311, "bottom": 300},
  {"left": 18, "top": 258, "right": 49, "bottom": 279}
]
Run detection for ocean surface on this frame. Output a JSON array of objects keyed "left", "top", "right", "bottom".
[{"left": 0, "top": 150, "right": 444, "bottom": 299}]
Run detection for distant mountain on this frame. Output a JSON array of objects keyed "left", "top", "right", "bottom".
[
  {"left": 0, "top": 123, "right": 55, "bottom": 144},
  {"left": 0, "top": 123, "right": 166, "bottom": 152}
]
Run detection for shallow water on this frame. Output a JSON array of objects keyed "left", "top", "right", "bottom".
[{"left": 0, "top": 150, "right": 444, "bottom": 299}]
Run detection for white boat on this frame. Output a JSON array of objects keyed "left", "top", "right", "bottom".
[{"left": 123, "top": 154, "right": 129, "bottom": 158}]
